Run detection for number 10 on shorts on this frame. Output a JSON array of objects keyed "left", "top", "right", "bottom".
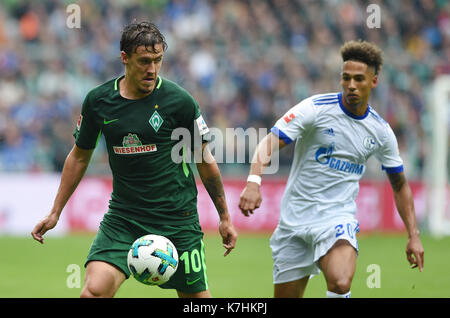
[
  {"left": 180, "top": 248, "right": 203, "bottom": 274},
  {"left": 179, "top": 240, "right": 207, "bottom": 276}
]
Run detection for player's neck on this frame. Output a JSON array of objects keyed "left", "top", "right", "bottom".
[
  {"left": 341, "top": 96, "right": 369, "bottom": 117},
  {"left": 120, "top": 75, "right": 154, "bottom": 100}
]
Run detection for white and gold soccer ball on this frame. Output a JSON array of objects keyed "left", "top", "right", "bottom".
[{"left": 127, "top": 234, "right": 179, "bottom": 285}]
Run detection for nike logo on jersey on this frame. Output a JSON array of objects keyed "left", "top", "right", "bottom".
[
  {"left": 186, "top": 277, "right": 201, "bottom": 286},
  {"left": 104, "top": 118, "right": 119, "bottom": 125}
]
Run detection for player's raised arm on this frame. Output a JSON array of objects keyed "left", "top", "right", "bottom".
[
  {"left": 195, "top": 143, "right": 238, "bottom": 256},
  {"left": 239, "top": 133, "right": 287, "bottom": 217},
  {"left": 386, "top": 171, "right": 424, "bottom": 272},
  {"left": 31, "top": 144, "right": 94, "bottom": 244}
]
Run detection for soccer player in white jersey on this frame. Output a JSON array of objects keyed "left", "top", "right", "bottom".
[{"left": 239, "top": 40, "right": 424, "bottom": 298}]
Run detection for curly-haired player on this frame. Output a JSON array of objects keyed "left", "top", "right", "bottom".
[{"left": 239, "top": 40, "right": 424, "bottom": 298}]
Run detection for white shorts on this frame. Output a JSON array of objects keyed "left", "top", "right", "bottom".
[{"left": 270, "top": 218, "right": 360, "bottom": 284}]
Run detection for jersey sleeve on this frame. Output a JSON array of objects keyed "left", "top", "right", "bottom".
[
  {"left": 270, "top": 98, "right": 316, "bottom": 144},
  {"left": 73, "top": 91, "right": 102, "bottom": 150},
  {"left": 375, "top": 124, "right": 404, "bottom": 173},
  {"left": 182, "top": 94, "right": 210, "bottom": 151}
]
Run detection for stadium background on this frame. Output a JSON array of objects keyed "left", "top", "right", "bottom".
[{"left": 0, "top": 0, "right": 449, "bottom": 298}]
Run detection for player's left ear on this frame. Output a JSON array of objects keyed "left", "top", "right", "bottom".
[
  {"left": 371, "top": 74, "right": 378, "bottom": 89},
  {"left": 120, "top": 51, "right": 129, "bottom": 65}
]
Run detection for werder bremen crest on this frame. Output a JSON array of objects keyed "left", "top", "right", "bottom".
[{"left": 149, "top": 110, "right": 163, "bottom": 132}]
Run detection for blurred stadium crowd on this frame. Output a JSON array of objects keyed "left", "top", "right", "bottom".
[{"left": 0, "top": 0, "right": 449, "bottom": 178}]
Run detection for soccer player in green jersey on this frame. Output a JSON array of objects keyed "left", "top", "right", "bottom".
[{"left": 31, "top": 21, "right": 237, "bottom": 298}]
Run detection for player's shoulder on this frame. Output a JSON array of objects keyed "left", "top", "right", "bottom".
[
  {"left": 367, "top": 105, "right": 389, "bottom": 125},
  {"left": 158, "top": 76, "right": 195, "bottom": 102},
  {"left": 309, "top": 92, "right": 341, "bottom": 107},
  {"left": 84, "top": 77, "right": 118, "bottom": 102},
  {"left": 157, "top": 77, "right": 200, "bottom": 118},
  {"left": 284, "top": 92, "right": 340, "bottom": 114},
  {"left": 365, "top": 105, "right": 396, "bottom": 142},
  {"left": 289, "top": 92, "right": 340, "bottom": 116}
]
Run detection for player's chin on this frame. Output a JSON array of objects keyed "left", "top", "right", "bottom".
[
  {"left": 138, "top": 84, "right": 154, "bottom": 94},
  {"left": 346, "top": 94, "right": 359, "bottom": 102},
  {"left": 346, "top": 97, "right": 362, "bottom": 107}
]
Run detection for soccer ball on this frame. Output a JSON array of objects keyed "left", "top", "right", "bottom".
[{"left": 127, "top": 234, "right": 179, "bottom": 285}]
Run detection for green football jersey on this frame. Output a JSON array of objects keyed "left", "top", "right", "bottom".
[{"left": 74, "top": 75, "right": 210, "bottom": 224}]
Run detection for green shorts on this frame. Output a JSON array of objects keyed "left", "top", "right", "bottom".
[{"left": 86, "top": 212, "right": 208, "bottom": 293}]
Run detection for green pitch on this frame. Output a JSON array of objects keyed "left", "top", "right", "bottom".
[{"left": 0, "top": 233, "right": 449, "bottom": 298}]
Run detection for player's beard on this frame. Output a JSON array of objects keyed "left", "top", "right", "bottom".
[
  {"left": 138, "top": 78, "right": 155, "bottom": 94},
  {"left": 345, "top": 94, "right": 363, "bottom": 108}
]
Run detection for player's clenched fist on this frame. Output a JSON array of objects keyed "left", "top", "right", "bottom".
[{"left": 239, "top": 182, "right": 262, "bottom": 217}]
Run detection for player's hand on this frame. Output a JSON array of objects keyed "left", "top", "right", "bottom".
[
  {"left": 31, "top": 213, "right": 59, "bottom": 244},
  {"left": 406, "top": 235, "right": 424, "bottom": 272},
  {"left": 219, "top": 218, "right": 238, "bottom": 257},
  {"left": 238, "top": 182, "right": 262, "bottom": 217}
]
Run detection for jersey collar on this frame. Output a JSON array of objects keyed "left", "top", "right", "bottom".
[
  {"left": 114, "top": 75, "right": 162, "bottom": 91},
  {"left": 338, "top": 92, "right": 370, "bottom": 120},
  {"left": 113, "top": 76, "right": 163, "bottom": 101}
]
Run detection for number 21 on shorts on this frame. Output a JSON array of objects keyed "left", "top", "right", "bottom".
[{"left": 334, "top": 223, "right": 359, "bottom": 239}]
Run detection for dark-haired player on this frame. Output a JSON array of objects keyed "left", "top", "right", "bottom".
[
  {"left": 239, "top": 40, "right": 424, "bottom": 298},
  {"left": 31, "top": 21, "right": 237, "bottom": 298}
]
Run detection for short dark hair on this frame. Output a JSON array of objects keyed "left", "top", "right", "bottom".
[
  {"left": 120, "top": 21, "right": 168, "bottom": 56},
  {"left": 340, "top": 40, "right": 383, "bottom": 75}
]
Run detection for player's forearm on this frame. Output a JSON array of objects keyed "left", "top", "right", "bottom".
[
  {"left": 197, "top": 161, "right": 230, "bottom": 221},
  {"left": 249, "top": 133, "right": 276, "bottom": 176},
  {"left": 393, "top": 184, "right": 420, "bottom": 238},
  {"left": 388, "top": 172, "right": 420, "bottom": 238},
  {"left": 51, "top": 146, "right": 91, "bottom": 217}
]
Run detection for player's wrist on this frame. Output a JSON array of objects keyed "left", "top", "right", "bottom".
[
  {"left": 408, "top": 230, "right": 420, "bottom": 239},
  {"left": 219, "top": 212, "right": 232, "bottom": 223},
  {"left": 247, "top": 174, "right": 261, "bottom": 186},
  {"left": 49, "top": 208, "right": 62, "bottom": 219}
]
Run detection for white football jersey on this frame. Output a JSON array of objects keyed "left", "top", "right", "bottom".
[{"left": 271, "top": 92, "right": 403, "bottom": 228}]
